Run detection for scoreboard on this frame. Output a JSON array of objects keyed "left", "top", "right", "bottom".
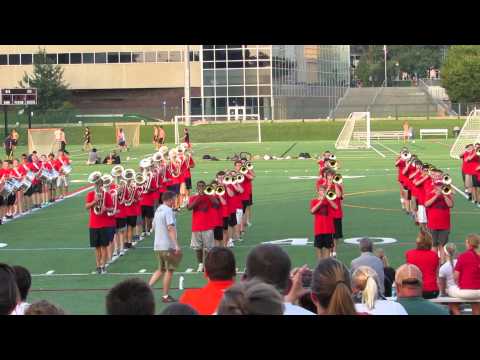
[{"left": 1, "top": 88, "right": 37, "bottom": 105}]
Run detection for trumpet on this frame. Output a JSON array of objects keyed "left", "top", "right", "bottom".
[
  {"left": 441, "top": 184, "right": 453, "bottom": 195},
  {"left": 204, "top": 184, "right": 216, "bottom": 196},
  {"left": 245, "top": 161, "right": 254, "bottom": 170},
  {"left": 442, "top": 174, "right": 452, "bottom": 185},
  {"left": 327, "top": 159, "right": 337, "bottom": 169},
  {"left": 215, "top": 185, "right": 225, "bottom": 196},
  {"left": 239, "top": 165, "right": 249, "bottom": 174},
  {"left": 476, "top": 148, "right": 480, "bottom": 157},
  {"left": 134, "top": 172, "right": 147, "bottom": 186},
  {"left": 329, "top": 154, "right": 337, "bottom": 161},
  {"left": 333, "top": 174, "right": 343, "bottom": 184},
  {"left": 326, "top": 190, "right": 337, "bottom": 201},
  {"left": 236, "top": 173, "right": 245, "bottom": 183},
  {"left": 111, "top": 165, "right": 124, "bottom": 179},
  {"left": 400, "top": 151, "right": 411, "bottom": 160},
  {"left": 223, "top": 175, "right": 233, "bottom": 185}
]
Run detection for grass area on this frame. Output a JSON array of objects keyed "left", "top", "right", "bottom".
[
  {"left": 0, "top": 138, "right": 477, "bottom": 314},
  {"left": 6, "top": 117, "right": 466, "bottom": 146}
]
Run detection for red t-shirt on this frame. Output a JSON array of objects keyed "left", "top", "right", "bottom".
[
  {"left": 179, "top": 279, "right": 235, "bottom": 315},
  {"left": 310, "top": 198, "right": 335, "bottom": 235},
  {"left": 52, "top": 159, "right": 63, "bottom": 172},
  {"left": 0, "top": 168, "right": 11, "bottom": 180},
  {"left": 210, "top": 196, "right": 224, "bottom": 227},
  {"left": 165, "top": 164, "right": 182, "bottom": 185},
  {"left": 318, "top": 159, "right": 326, "bottom": 175},
  {"left": 85, "top": 191, "right": 116, "bottom": 228},
  {"left": 240, "top": 176, "right": 252, "bottom": 201},
  {"left": 227, "top": 185, "right": 243, "bottom": 212},
  {"left": 219, "top": 193, "right": 230, "bottom": 218},
  {"left": 316, "top": 178, "right": 327, "bottom": 191},
  {"left": 413, "top": 173, "right": 429, "bottom": 205},
  {"left": 405, "top": 249, "right": 439, "bottom": 292},
  {"left": 396, "top": 158, "right": 407, "bottom": 184},
  {"left": 455, "top": 249, "right": 480, "bottom": 290},
  {"left": 189, "top": 194, "right": 215, "bottom": 232},
  {"left": 328, "top": 184, "right": 343, "bottom": 219},
  {"left": 462, "top": 150, "right": 478, "bottom": 175},
  {"left": 58, "top": 155, "right": 71, "bottom": 166},
  {"left": 12, "top": 166, "right": 24, "bottom": 179},
  {"left": 181, "top": 157, "right": 195, "bottom": 179},
  {"left": 425, "top": 192, "right": 451, "bottom": 230},
  {"left": 139, "top": 177, "right": 157, "bottom": 207}
]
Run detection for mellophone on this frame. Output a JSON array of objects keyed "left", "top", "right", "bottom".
[{"left": 87, "top": 143, "right": 194, "bottom": 215}]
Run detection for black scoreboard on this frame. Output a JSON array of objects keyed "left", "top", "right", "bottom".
[{"left": 1, "top": 88, "right": 37, "bottom": 105}]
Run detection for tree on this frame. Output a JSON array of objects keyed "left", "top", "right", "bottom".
[
  {"left": 18, "top": 47, "right": 70, "bottom": 113},
  {"left": 441, "top": 45, "right": 480, "bottom": 103}
]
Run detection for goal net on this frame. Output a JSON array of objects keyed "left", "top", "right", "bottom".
[
  {"left": 115, "top": 122, "right": 140, "bottom": 148},
  {"left": 450, "top": 108, "right": 480, "bottom": 159},
  {"left": 28, "top": 128, "right": 60, "bottom": 156},
  {"left": 173, "top": 114, "right": 262, "bottom": 144},
  {"left": 335, "top": 112, "right": 371, "bottom": 149}
]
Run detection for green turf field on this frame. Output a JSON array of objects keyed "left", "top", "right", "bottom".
[{"left": 0, "top": 136, "right": 476, "bottom": 314}]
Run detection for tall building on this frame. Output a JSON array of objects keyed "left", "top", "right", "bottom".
[{"left": 0, "top": 45, "right": 349, "bottom": 120}]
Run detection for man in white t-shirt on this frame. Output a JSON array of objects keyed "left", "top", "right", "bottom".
[{"left": 148, "top": 191, "right": 182, "bottom": 303}]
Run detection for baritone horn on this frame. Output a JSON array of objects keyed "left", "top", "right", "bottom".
[
  {"left": 442, "top": 174, "right": 452, "bottom": 185},
  {"left": 333, "top": 174, "right": 343, "bottom": 184},
  {"left": 204, "top": 184, "right": 215, "bottom": 196},
  {"left": 327, "top": 159, "right": 337, "bottom": 169},
  {"left": 111, "top": 165, "right": 124, "bottom": 179},
  {"left": 326, "top": 190, "right": 337, "bottom": 201}
]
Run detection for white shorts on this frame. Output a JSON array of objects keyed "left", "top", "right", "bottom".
[
  {"left": 56, "top": 175, "right": 69, "bottom": 188},
  {"left": 236, "top": 208, "right": 243, "bottom": 225},
  {"left": 417, "top": 205, "right": 427, "bottom": 224},
  {"left": 447, "top": 285, "right": 480, "bottom": 300}
]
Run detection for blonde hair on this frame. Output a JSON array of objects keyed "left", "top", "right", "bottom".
[
  {"left": 416, "top": 231, "right": 432, "bottom": 250},
  {"left": 352, "top": 266, "right": 379, "bottom": 311},
  {"left": 375, "top": 248, "right": 389, "bottom": 267},
  {"left": 466, "top": 234, "right": 480, "bottom": 249},
  {"left": 444, "top": 243, "right": 457, "bottom": 271}
]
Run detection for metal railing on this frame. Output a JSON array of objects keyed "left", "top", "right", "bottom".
[{"left": 417, "top": 78, "right": 457, "bottom": 116}]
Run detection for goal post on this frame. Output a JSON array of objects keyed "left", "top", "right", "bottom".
[
  {"left": 450, "top": 108, "right": 480, "bottom": 159},
  {"left": 335, "top": 112, "right": 371, "bottom": 149},
  {"left": 28, "top": 128, "right": 60, "bottom": 156},
  {"left": 173, "top": 114, "right": 262, "bottom": 144},
  {"left": 115, "top": 122, "right": 140, "bottom": 148}
]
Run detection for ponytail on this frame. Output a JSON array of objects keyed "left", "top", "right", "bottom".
[
  {"left": 326, "top": 282, "right": 357, "bottom": 315},
  {"left": 362, "top": 276, "right": 378, "bottom": 311},
  {"left": 352, "top": 266, "right": 381, "bottom": 311}
]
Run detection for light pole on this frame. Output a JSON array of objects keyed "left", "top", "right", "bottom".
[
  {"left": 163, "top": 101, "right": 166, "bottom": 120},
  {"left": 395, "top": 62, "right": 400, "bottom": 82},
  {"left": 383, "top": 45, "right": 388, "bottom": 87},
  {"left": 184, "top": 45, "right": 191, "bottom": 126}
]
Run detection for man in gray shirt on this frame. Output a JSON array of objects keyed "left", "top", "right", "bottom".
[
  {"left": 148, "top": 191, "right": 182, "bottom": 303},
  {"left": 350, "top": 238, "right": 385, "bottom": 296}
]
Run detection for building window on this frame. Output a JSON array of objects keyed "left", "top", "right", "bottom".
[
  {"left": 145, "top": 52, "right": 156, "bottom": 63},
  {"left": 132, "top": 52, "right": 144, "bottom": 63},
  {"left": 157, "top": 51, "right": 168, "bottom": 62},
  {"left": 95, "top": 52, "right": 107, "bottom": 63},
  {"left": 21, "top": 54, "right": 33, "bottom": 65},
  {"left": 0, "top": 54, "right": 8, "bottom": 65},
  {"left": 58, "top": 53, "right": 70, "bottom": 64},
  {"left": 228, "top": 86, "right": 244, "bottom": 96},
  {"left": 228, "top": 69, "right": 243, "bottom": 85},
  {"left": 107, "top": 52, "right": 119, "bottom": 63},
  {"left": 203, "top": 50, "right": 214, "bottom": 61},
  {"left": 203, "top": 62, "right": 214, "bottom": 69},
  {"left": 33, "top": 53, "right": 45, "bottom": 64},
  {"left": 83, "top": 53, "right": 94, "bottom": 64},
  {"left": 169, "top": 51, "right": 182, "bottom": 62},
  {"left": 8, "top": 54, "right": 20, "bottom": 65},
  {"left": 120, "top": 52, "right": 132, "bottom": 63},
  {"left": 46, "top": 53, "right": 57, "bottom": 64},
  {"left": 204, "top": 87, "right": 214, "bottom": 96},
  {"left": 71, "top": 53, "right": 82, "bottom": 64},
  {"left": 189, "top": 50, "right": 200, "bottom": 61}
]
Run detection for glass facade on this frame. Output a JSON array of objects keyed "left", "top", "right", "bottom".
[{"left": 199, "top": 45, "right": 350, "bottom": 120}]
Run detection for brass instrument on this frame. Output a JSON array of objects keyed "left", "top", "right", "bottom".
[
  {"left": 123, "top": 169, "right": 137, "bottom": 206},
  {"left": 245, "top": 161, "right": 254, "bottom": 170},
  {"left": 327, "top": 159, "right": 338, "bottom": 169},
  {"left": 111, "top": 165, "right": 125, "bottom": 179},
  {"left": 441, "top": 184, "right": 452, "bottom": 195},
  {"left": 326, "top": 190, "right": 337, "bottom": 201},
  {"left": 329, "top": 154, "right": 337, "bottom": 161},
  {"left": 204, "top": 184, "right": 215, "bottom": 196},
  {"left": 442, "top": 174, "right": 452, "bottom": 185},
  {"left": 236, "top": 173, "right": 245, "bottom": 183},
  {"left": 333, "top": 174, "right": 343, "bottom": 184},
  {"left": 239, "top": 165, "right": 249, "bottom": 175},
  {"left": 223, "top": 175, "right": 233, "bottom": 185},
  {"left": 215, "top": 184, "right": 225, "bottom": 196},
  {"left": 153, "top": 151, "right": 164, "bottom": 163},
  {"left": 88, "top": 171, "right": 104, "bottom": 215},
  {"left": 400, "top": 151, "right": 411, "bottom": 160},
  {"left": 101, "top": 174, "right": 117, "bottom": 216},
  {"left": 476, "top": 148, "right": 480, "bottom": 157}
]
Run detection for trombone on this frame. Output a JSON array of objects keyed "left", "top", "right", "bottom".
[{"left": 441, "top": 184, "right": 453, "bottom": 195}]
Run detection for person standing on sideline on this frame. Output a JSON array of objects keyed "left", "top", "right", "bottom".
[
  {"left": 54, "top": 128, "right": 68, "bottom": 154},
  {"left": 83, "top": 127, "right": 93, "bottom": 152},
  {"left": 402, "top": 120, "right": 409, "bottom": 144},
  {"left": 4, "top": 134, "right": 14, "bottom": 161},
  {"left": 117, "top": 128, "right": 128, "bottom": 152},
  {"left": 148, "top": 191, "right": 182, "bottom": 303},
  {"left": 182, "top": 128, "right": 190, "bottom": 146},
  {"left": 158, "top": 125, "right": 166, "bottom": 145}
]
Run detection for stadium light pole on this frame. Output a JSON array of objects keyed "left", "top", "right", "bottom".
[
  {"left": 384, "top": 45, "right": 388, "bottom": 87},
  {"left": 184, "top": 45, "right": 191, "bottom": 126}
]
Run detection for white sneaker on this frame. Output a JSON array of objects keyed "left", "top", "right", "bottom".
[
  {"left": 227, "top": 240, "right": 234, "bottom": 248},
  {"left": 120, "top": 249, "right": 126, "bottom": 256},
  {"left": 332, "top": 252, "right": 337, "bottom": 258},
  {"left": 197, "top": 263, "right": 204, "bottom": 272},
  {"left": 141, "top": 232, "right": 146, "bottom": 237},
  {"left": 247, "top": 222, "right": 252, "bottom": 227}
]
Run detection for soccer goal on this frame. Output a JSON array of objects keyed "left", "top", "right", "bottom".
[
  {"left": 335, "top": 112, "right": 371, "bottom": 149},
  {"left": 450, "top": 108, "right": 480, "bottom": 159},
  {"left": 173, "top": 114, "right": 262, "bottom": 144},
  {"left": 28, "top": 128, "right": 60, "bottom": 156},
  {"left": 115, "top": 122, "right": 140, "bottom": 148}
]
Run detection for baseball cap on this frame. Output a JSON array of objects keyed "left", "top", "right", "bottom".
[{"left": 395, "top": 264, "right": 423, "bottom": 286}]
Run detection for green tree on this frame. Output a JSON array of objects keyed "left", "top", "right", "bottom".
[
  {"left": 18, "top": 47, "right": 70, "bottom": 113},
  {"left": 441, "top": 45, "right": 480, "bottom": 103}
]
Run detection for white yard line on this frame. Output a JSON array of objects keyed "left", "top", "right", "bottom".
[
  {"left": 374, "top": 141, "right": 398, "bottom": 155},
  {"left": 31, "top": 271, "right": 245, "bottom": 277},
  {"left": 369, "top": 145, "right": 386, "bottom": 158}
]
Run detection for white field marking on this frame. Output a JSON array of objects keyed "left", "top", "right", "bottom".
[
  {"left": 138, "top": 269, "right": 147, "bottom": 273},
  {"left": 202, "top": 171, "right": 209, "bottom": 174},
  {"left": 31, "top": 271, "right": 246, "bottom": 277},
  {"left": 185, "top": 268, "right": 193, "bottom": 273},
  {"left": 370, "top": 144, "right": 386, "bottom": 158},
  {"left": 45, "top": 270, "right": 55, "bottom": 275},
  {"left": 0, "top": 243, "right": 8, "bottom": 248},
  {"left": 451, "top": 183, "right": 469, "bottom": 199},
  {"left": 70, "top": 180, "right": 87, "bottom": 183},
  {"left": 344, "top": 237, "right": 397, "bottom": 245},
  {"left": 374, "top": 141, "right": 398, "bottom": 155},
  {"left": 262, "top": 238, "right": 312, "bottom": 246},
  {"left": 289, "top": 175, "right": 366, "bottom": 180}
]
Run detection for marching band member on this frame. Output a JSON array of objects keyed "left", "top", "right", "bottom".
[
  {"left": 55, "top": 150, "right": 71, "bottom": 200},
  {"left": 0, "top": 160, "right": 9, "bottom": 224},
  {"left": 124, "top": 175, "right": 139, "bottom": 249},
  {"left": 235, "top": 159, "right": 255, "bottom": 232},
  {"left": 39, "top": 154, "right": 49, "bottom": 207},
  {"left": 20, "top": 154, "right": 33, "bottom": 212},
  {"left": 45, "top": 153, "right": 57, "bottom": 203},
  {"left": 140, "top": 164, "right": 157, "bottom": 237},
  {"left": 165, "top": 150, "right": 182, "bottom": 210},
  {"left": 113, "top": 171, "right": 128, "bottom": 258},
  {"left": 210, "top": 180, "right": 228, "bottom": 247},
  {"left": 317, "top": 151, "right": 332, "bottom": 177},
  {"left": 29, "top": 153, "right": 44, "bottom": 209},
  {"left": 0, "top": 160, "right": 16, "bottom": 220},
  {"left": 396, "top": 149, "right": 409, "bottom": 212},
  {"left": 179, "top": 145, "right": 195, "bottom": 208},
  {"left": 310, "top": 184, "right": 338, "bottom": 260},
  {"left": 216, "top": 171, "right": 232, "bottom": 246},
  {"left": 461, "top": 144, "right": 477, "bottom": 202},
  {"left": 325, "top": 168, "right": 344, "bottom": 258},
  {"left": 224, "top": 171, "right": 244, "bottom": 247},
  {"left": 424, "top": 168, "right": 454, "bottom": 263},
  {"left": 187, "top": 180, "right": 218, "bottom": 272},
  {"left": 11, "top": 159, "right": 26, "bottom": 216},
  {"left": 413, "top": 164, "right": 431, "bottom": 232}
]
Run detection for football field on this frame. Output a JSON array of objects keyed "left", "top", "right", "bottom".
[{"left": 0, "top": 138, "right": 476, "bottom": 314}]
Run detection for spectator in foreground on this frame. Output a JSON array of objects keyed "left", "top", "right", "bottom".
[
  {"left": 375, "top": 248, "right": 396, "bottom": 297},
  {"left": 86, "top": 148, "right": 100, "bottom": 165},
  {"left": 395, "top": 263, "right": 448, "bottom": 315},
  {"left": 0, "top": 263, "right": 19, "bottom": 315},
  {"left": 405, "top": 232, "right": 439, "bottom": 299},
  {"left": 11, "top": 265, "right": 31, "bottom": 315},
  {"left": 243, "top": 244, "right": 315, "bottom": 315},
  {"left": 310, "top": 258, "right": 358, "bottom": 315},
  {"left": 351, "top": 266, "right": 407, "bottom": 315},
  {"left": 160, "top": 303, "right": 199, "bottom": 315},
  {"left": 439, "top": 243, "right": 460, "bottom": 315},
  {"left": 453, "top": 234, "right": 480, "bottom": 315},
  {"left": 179, "top": 247, "right": 236, "bottom": 315},
  {"left": 25, "top": 300, "right": 65, "bottom": 315},
  {"left": 351, "top": 238, "right": 385, "bottom": 296},
  {"left": 106, "top": 278, "right": 155, "bottom": 315},
  {"left": 103, "top": 151, "right": 121, "bottom": 165},
  {"left": 217, "top": 279, "right": 284, "bottom": 315}
]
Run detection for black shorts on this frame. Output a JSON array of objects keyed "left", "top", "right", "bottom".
[
  {"left": 141, "top": 205, "right": 154, "bottom": 219},
  {"left": 223, "top": 217, "right": 229, "bottom": 230},
  {"left": 11, "top": 139, "right": 17, "bottom": 146},
  {"left": 6, "top": 193, "right": 16, "bottom": 206},
  {"left": 116, "top": 218, "right": 127, "bottom": 230},
  {"left": 228, "top": 212, "right": 237, "bottom": 227},
  {"left": 24, "top": 186, "right": 34, "bottom": 197},
  {"left": 89, "top": 228, "right": 112, "bottom": 248},
  {"left": 333, "top": 218, "right": 343, "bottom": 239},
  {"left": 314, "top": 234, "right": 334, "bottom": 249},
  {"left": 126, "top": 216, "right": 137, "bottom": 227},
  {"left": 185, "top": 177, "right": 192, "bottom": 190},
  {"left": 167, "top": 184, "right": 180, "bottom": 195},
  {"left": 214, "top": 226, "right": 224, "bottom": 241},
  {"left": 473, "top": 176, "right": 480, "bottom": 187},
  {"left": 0, "top": 196, "right": 4, "bottom": 206},
  {"left": 118, "top": 140, "right": 126, "bottom": 146},
  {"left": 33, "top": 183, "right": 42, "bottom": 194},
  {"left": 403, "top": 188, "right": 411, "bottom": 200}
]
